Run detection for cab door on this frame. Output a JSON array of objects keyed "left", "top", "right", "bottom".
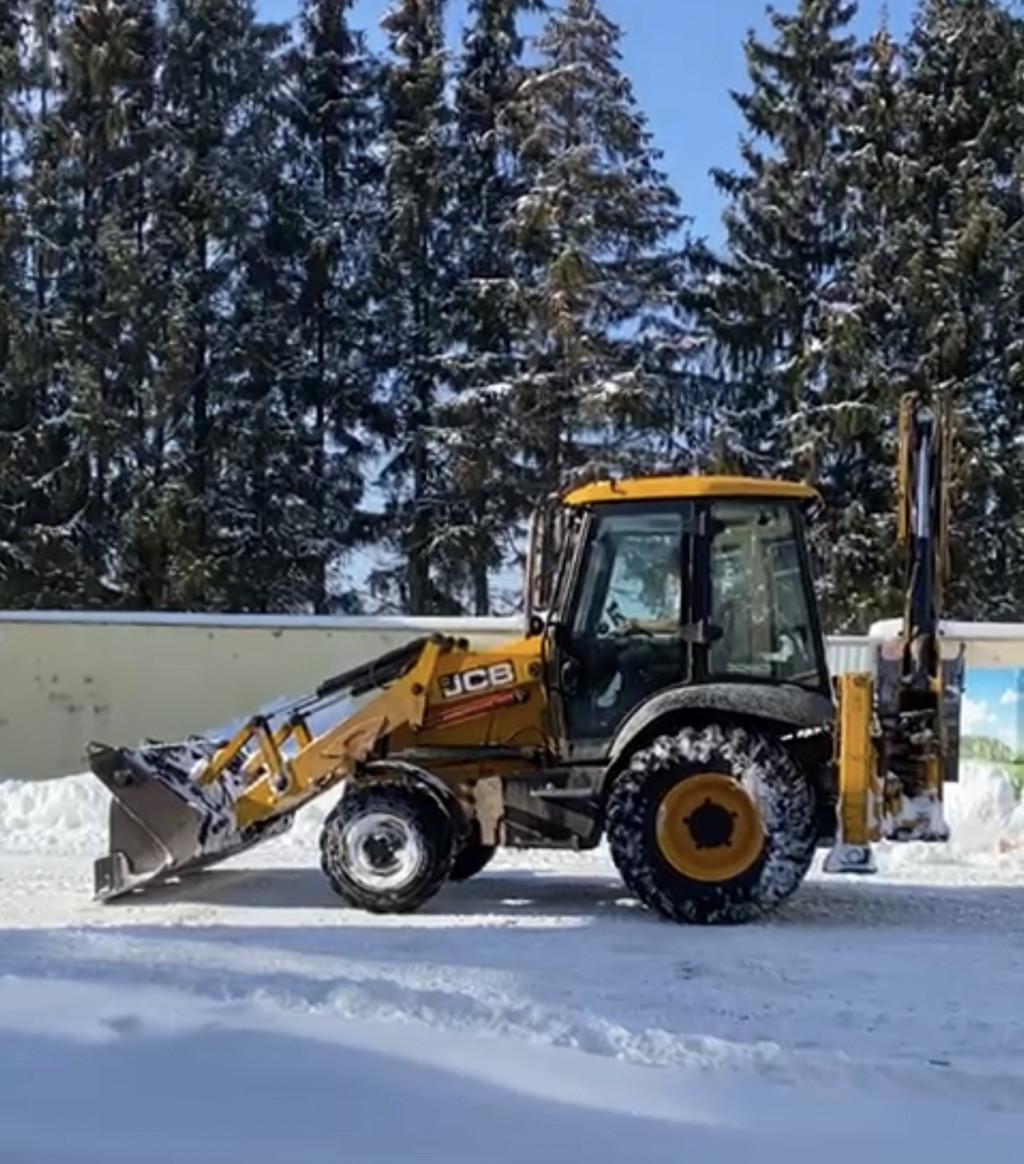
[{"left": 549, "top": 501, "right": 698, "bottom": 756}]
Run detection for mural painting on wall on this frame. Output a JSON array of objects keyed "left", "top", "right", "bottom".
[{"left": 960, "top": 666, "right": 1024, "bottom": 788}]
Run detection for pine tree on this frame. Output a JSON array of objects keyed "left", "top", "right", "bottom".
[
  {"left": 370, "top": 0, "right": 456, "bottom": 614},
  {"left": 502, "top": 0, "right": 694, "bottom": 502}
]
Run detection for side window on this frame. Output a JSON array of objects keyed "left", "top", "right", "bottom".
[
  {"left": 572, "top": 510, "right": 684, "bottom": 637},
  {"left": 708, "top": 502, "right": 818, "bottom": 682}
]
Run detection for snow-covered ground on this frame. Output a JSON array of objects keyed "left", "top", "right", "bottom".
[{"left": 3, "top": 762, "right": 1024, "bottom": 1163}]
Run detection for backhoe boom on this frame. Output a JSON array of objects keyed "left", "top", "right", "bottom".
[{"left": 826, "top": 391, "right": 963, "bottom": 873}]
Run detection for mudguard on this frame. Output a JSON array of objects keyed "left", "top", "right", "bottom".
[{"left": 607, "top": 681, "right": 835, "bottom": 768}]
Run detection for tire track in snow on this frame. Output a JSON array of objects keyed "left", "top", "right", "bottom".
[{"left": 4, "top": 925, "right": 1024, "bottom": 1116}]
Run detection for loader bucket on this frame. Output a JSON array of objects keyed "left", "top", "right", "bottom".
[{"left": 88, "top": 740, "right": 292, "bottom": 901}]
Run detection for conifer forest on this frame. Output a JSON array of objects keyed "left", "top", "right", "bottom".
[{"left": 2, "top": 0, "right": 1023, "bottom": 630}]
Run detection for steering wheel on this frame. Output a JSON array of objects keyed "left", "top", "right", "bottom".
[
  {"left": 603, "top": 601, "right": 654, "bottom": 638},
  {"left": 618, "top": 620, "right": 654, "bottom": 638}
]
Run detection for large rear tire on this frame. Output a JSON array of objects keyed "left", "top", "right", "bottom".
[
  {"left": 605, "top": 720, "right": 817, "bottom": 924},
  {"left": 319, "top": 781, "right": 456, "bottom": 913}
]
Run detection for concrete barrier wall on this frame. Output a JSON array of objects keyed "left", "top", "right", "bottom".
[
  {"left": 0, "top": 611, "right": 998, "bottom": 781},
  {"left": 0, "top": 612, "right": 524, "bottom": 780}
]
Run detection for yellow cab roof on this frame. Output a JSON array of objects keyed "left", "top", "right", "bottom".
[{"left": 562, "top": 474, "right": 820, "bottom": 507}]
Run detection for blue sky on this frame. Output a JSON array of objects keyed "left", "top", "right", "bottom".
[
  {"left": 255, "top": 0, "right": 917, "bottom": 246},
  {"left": 963, "top": 668, "right": 1024, "bottom": 752}
]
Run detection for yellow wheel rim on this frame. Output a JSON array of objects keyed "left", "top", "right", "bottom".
[{"left": 655, "top": 772, "right": 765, "bottom": 882}]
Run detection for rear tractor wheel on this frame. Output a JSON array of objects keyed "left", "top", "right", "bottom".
[
  {"left": 605, "top": 720, "right": 817, "bottom": 925},
  {"left": 319, "top": 780, "right": 456, "bottom": 913}
]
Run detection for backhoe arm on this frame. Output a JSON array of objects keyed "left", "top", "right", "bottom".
[{"left": 826, "top": 391, "right": 963, "bottom": 873}]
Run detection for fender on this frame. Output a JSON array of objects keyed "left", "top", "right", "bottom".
[
  {"left": 362, "top": 758, "right": 472, "bottom": 843},
  {"left": 607, "top": 681, "right": 835, "bottom": 769}
]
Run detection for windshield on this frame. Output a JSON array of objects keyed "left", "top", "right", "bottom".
[{"left": 571, "top": 510, "right": 684, "bottom": 636}]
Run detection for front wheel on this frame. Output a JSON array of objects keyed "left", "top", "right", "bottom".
[
  {"left": 319, "top": 781, "right": 456, "bottom": 913},
  {"left": 605, "top": 720, "right": 817, "bottom": 924},
  {"left": 450, "top": 840, "right": 496, "bottom": 882}
]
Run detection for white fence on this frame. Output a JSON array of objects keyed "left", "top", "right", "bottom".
[{"left": 0, "top": 610, "right": 1020, "bottom": 781}]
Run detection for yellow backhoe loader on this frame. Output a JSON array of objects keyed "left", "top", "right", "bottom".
[{"left": 86, "top": 391, "right": 963, "bottom": 924}]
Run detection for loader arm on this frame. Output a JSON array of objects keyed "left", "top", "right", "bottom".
[{"left": 89, "top": 633, "right": 551, "bottom": 900}]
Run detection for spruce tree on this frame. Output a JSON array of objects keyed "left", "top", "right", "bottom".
[
  {"left": 796, "top": 18, "right": 910, "bottom": 630},
  {"left": 1, "top": 0, "right": 88, "bottom": 607},
  {"left": 52, "top": 0, "right": 169, "bottom": 605},
  {"left": 0, "top": 0, "right": 33, "bottom": 601},
  {"left": 275, "top": 0, "right": 382, "bottom": 613},
  {"left": 845, "top": 0, "right": 1024, "bottom": 621},
  {"left": 150, "top": 0, "right": 290, "bottom": 609},
  {"left": 434, "top": 0, "right": 542, "bottom": 614},
  {"left": 703, "top": 0, "right": 861, "bottom": 474},
  {"left": 503, "top": 0, "right": 695, "bottom": 500},
  {"left": 214, "top": 28, "right": 312, "bottom": 613},
  {"left": 700, "top": 0, "right": 869, "bottom": 628},
  {"left": 0, "top": 2, "right": 26, "bottom": 379},
  {"left": 370, "top": 0, "right": 455, "bottom": 614}
]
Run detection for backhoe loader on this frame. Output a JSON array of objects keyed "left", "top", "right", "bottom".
[{"left": 86, "top": 391, "right": 963, "bottom": 924}]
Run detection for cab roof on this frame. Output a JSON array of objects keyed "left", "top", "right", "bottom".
[{"left": 561, "top": 474, "right": 820, "bottom": 507}]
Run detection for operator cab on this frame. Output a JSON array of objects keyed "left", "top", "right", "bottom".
[{"left": 528, "top": 475, "right": 831, "bottom": 751}]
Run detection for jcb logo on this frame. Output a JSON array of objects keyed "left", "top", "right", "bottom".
[{"left": 439, "top": 661, "right": 516, "bottom": 700}]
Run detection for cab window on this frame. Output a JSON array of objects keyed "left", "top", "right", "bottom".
[{"left": 708, "top": 501, "right": 819, "bottom": 684}]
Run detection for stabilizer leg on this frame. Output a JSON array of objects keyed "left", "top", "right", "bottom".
[{"left": 824, "top": 672, "right": 881, "bottom": 875}]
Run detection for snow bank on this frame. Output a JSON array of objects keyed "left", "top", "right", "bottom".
[
  {"left": 1, "top": 754, "right": 1021, "bottom": 867},
  {"left": 0, "top": 772, "right": 111, "bottom": 855},
  {"left": 0, "top": 769, "right": 344, "bottom": 857},
  {"left": 946, "top": 760, "right": 1024, "bottom": 853},
  {"left": 877, "top": 759, "right": 1024, "bottom": 873}
]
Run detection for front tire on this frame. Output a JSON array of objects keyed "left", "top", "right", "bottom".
[
  {"left": 319, "top": 781, "right": 456, "bottom": 913},
  {"left": 450, "top": 840, "right": 496, "bottom": 882},
  {"left": 605, "top": 720, "right": 817, "bottom": 924}
]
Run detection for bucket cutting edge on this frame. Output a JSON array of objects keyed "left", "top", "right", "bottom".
[{"left": 86, "top": 739, "right": 293, "bottom": 900}]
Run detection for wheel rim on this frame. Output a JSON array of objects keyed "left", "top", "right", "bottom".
[
  {"left": 655, "top": 772, "right": 765, "bottom": 882},
  {"left": 341, "top": 811, "right": 425, "bottom": 891}
]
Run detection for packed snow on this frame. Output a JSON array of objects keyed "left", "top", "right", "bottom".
[{"left": 2, "top": 760, "right": 1024, "bottom": 1163}]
